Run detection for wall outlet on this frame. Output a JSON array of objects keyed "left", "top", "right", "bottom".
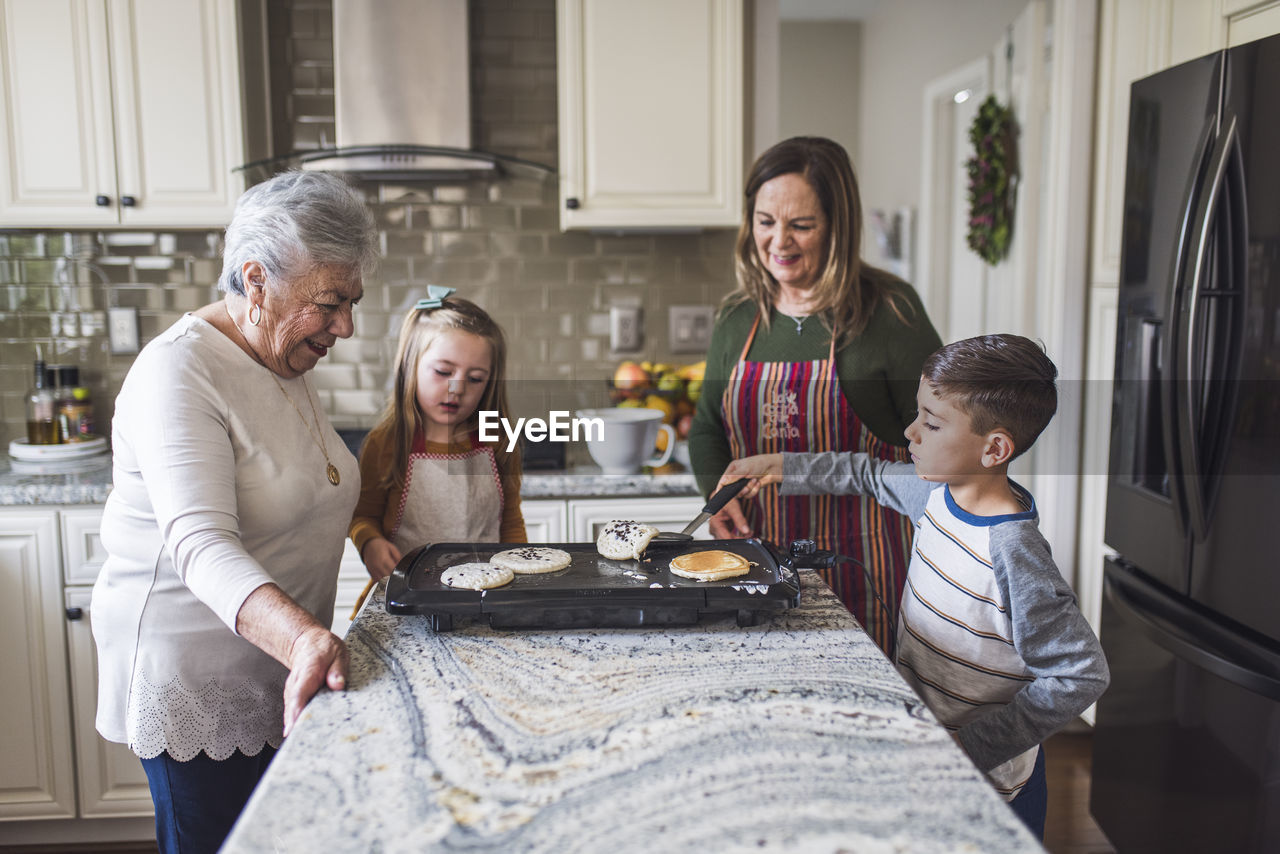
[
  {"left": 668, "top": 305, "right": 714, "bottom": 353},
  {"left": 609, "top": 305, "right": 642, "bottom": 352},
  {"left": 108, "top": 307, "right": 140, "bottom": 355}
]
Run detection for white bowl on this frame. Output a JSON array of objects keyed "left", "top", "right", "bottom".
[{"left": 575, "top": 408, "right": 675, "bottom": 475}]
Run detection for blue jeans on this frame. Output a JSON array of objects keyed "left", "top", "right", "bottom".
[
  {"left": 1008, "top": 744, "right": 1047, "bottom": 840},
  {"left": 139, "top": 747, "right": 276, "bottom": 854}
]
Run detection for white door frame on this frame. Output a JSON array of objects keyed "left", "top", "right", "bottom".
[{"left": 918, "top": 56, "right": 991, "bottom": 339}]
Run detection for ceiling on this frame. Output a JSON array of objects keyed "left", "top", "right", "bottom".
[{"left": 778, "top": 0, "right": 883, "bottom": 21}]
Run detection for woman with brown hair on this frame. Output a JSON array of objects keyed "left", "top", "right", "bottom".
[{"left": 688, "top": 136, "right": 941, "bottom": 650}]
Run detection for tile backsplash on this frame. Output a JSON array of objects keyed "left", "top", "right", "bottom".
[{"left": 0, "top": 0, "right": 737, "bottom": 455}]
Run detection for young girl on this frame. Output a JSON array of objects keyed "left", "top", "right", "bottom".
[{"left": 349, "top": 288, "right": 526, "bottom": 581}]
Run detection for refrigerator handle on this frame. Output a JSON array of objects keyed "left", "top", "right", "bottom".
[
  {"left": 1104, "top": 561, "right": 1280, "bottom": 701},
  {"left": 1179, "top": 115, "right": 1243, "bottom": 541},
  {"left": 1162, "top": 120, "right": 1216, "bottom": 534}
]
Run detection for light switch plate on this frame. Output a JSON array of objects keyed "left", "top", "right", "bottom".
[
  {"left": 108, "top": 307, "right": 140, "bottom": 355},
  {"left": 668, "top": 305, "right": 714, "bottom": 354},
  {"left": 610, "top": 305, "right": 642, "bottom": 352}
]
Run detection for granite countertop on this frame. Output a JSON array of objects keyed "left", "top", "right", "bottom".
[
  {"left": 222, "top": 574, "right": 1042, "bottom": 853},
  {"left": 0, "top": 458, "right": 699, "bottom": 506}
]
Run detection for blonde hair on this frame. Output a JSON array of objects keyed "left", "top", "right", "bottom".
[
  {"left": 368, "top": 297, "right": 519, "bottom": 491},
  {"left": 726, "top": 136, "right": 914, "bottom": 347}
]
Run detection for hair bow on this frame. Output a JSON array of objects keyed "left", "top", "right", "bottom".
[{"left": 414, "top": 285, "right": 456, "bottom": 310}]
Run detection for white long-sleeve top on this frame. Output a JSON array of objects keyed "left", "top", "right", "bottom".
[{"left": 92, "top": 313, "right": 359, "bottom": 761}]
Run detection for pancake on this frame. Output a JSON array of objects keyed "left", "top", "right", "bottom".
[
  {"left": 440, "top": 561, "right": 514, "bottom": 590},
  {"left": 668, "top": 549, "right": 750, "bottom": 582},
  {"left": 489, "top": 546, "right": 573, "bottom": 575},
  {"left": 597, "top": 519, "right": 661, "bottom": 561}
]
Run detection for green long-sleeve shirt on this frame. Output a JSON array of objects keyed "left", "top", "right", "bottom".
[{"left": 688, "top": 280, "right": 942, "bottom": 498}]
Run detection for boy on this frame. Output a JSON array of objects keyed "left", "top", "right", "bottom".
[{"left": 717, "top": 334, "right": 1109, "bottom": 839}]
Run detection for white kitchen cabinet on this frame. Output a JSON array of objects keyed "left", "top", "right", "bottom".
[
  {"left": 556, "top": 0, "right": 743, "bottom": 230},
  {"left": 522, "top": 498, "right": 568, "bottom": 543},
  {"left": 62, "top": 588, "right": 153, "bottom": 818},
  {"left": 0, "top": 0, "right": 249, "bottom": 227},
  {"left": 567, "top": 495, "right": 711, "bottom": 543},
  {"left": 0, "top": 510, "right": 77, "bottom": 821}
]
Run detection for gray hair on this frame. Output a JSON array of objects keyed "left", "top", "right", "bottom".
[{"left": 218, "top": 171, "right": 378, "bottom": 295}]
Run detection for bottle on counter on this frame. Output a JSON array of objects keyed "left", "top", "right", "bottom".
[
  {"left": 56, "top": 367, "right": 95, "bottom": 442},
  {"left": 26, "top": 349, "right": 58, "bottom": 444}
]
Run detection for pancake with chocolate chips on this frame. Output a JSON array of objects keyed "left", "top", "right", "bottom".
[
  {"left": 596, "top": 519, "right": 660, "bottom": 560},
  {"left": 489, "top": 546, "right": 573, "bottom": 575}
]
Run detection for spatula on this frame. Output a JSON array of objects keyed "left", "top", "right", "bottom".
[{"left": 652, "top": 478, "right": 750, "bottom": 542}]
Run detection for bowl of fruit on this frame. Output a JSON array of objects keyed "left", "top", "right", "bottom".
[{"left": 608, "top": 360, "right": 705, "bottom": 472}]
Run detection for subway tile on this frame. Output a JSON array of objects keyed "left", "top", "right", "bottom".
[
  {"left": 79, "top": 311, "right": 107, "bottom": 337},
  {"left": 433, "top": 231, "right": 488, "bottom": 258},
  {"left": 310, "top": 362, "right": 358, "bottom": 390},
  {"left": 20, "top": 314, "right": 52, "bottom": 337},
  {"left": 464, "top": 206, "right": 517, "bottom": 232},
  {"left": 521, "top": 257, "right": 569, "bottom": 286},
  {"left": 375, "top": 205, "right": 408, "bottom": 229},
  {"left": 416, "top": 257, "right": 471, "bottom": 287},
  {"left": 584, "top": 312, "right": 611, "bottom": 337},
  {"left": 166, "top": 287, "right": 207, "bottom": 312},
  {"left": 433, "top": 186, "right": 471, "bottom": 204},
  {"left": 0, "top": 313, "right": 20, "bottom": 337},
  {"left": 331, "top": 389, "right": 384, "bottom": 416},
  {"left": 516, "top": 205, "right": 558, "bottom": 232},
  {"left": 378, "top": 185, "right": 434, "bottom": 204},
  {"left": 489, "top": 232, "right": 544, "bottom": 258},
  {"left": 7, "top": 234, "right": 45, "bottom": 257},
  {"left": 371, "top": 257, "right": 409, "bottom": 285},
  {"left": 95, "top": 258, "right": 136, "bottom": 283},
  {"left": 409, "top": 206, "right": 460, "bottom": 230},
  {"left": 384, "top": 231, "right": 428, "bottom": 258},
  {"left": 20, "top": 259, "right": 59, "bottom": 284},
  {"left": 18, "top": 285, "right": 53, "bottom": 311}
]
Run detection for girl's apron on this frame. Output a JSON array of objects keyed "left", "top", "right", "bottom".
[
  {"left": 722, "top": 314, "right": 915, "bottom": 651},
  {"left": 389, "top": 433, "right": 503, "bottom": 553}
]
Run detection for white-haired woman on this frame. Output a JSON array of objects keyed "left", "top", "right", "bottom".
[{"left": 92, "top": 170, "right": 378, "bottom": 853}]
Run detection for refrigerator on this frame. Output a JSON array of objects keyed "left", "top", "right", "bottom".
[{"left": 1090, "top": 32, "right": 1280, "bottom": 853}]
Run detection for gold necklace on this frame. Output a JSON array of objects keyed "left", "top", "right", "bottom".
[
  {"left": 225, "top": 304, "right": 340, "bottom": 486},
  {"left": 269, "top": 373, "right": 341, "bottom": 486}
]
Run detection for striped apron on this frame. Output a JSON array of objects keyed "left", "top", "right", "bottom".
[{"left": 721, "top": 314, "right": 915, "bottom": 651}]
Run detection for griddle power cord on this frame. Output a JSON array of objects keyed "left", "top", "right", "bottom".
[{"left": 786, "top": 540, "right": 896, "bottom": 659}]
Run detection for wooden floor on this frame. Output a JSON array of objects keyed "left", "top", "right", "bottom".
[
  {"left": 3, "top": 732, "right": 1115, "bottom": 854},
  {"left": 1044, "top": 730, "right": 1116, "bottom": 853}
]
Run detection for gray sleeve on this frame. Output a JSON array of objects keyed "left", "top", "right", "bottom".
[
  {"left": 955, "top": 521, "right": 1111, "bottom": 771},
  {"left": 778, "top": 451, "right": 933, "bottom": 521}
]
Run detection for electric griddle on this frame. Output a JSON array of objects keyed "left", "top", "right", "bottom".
[{"left": 384, "top": 538, "right": 801, "bottom": 631}]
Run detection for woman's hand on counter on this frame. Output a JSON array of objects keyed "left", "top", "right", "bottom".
[
  {"left": 283, "top": 625, "right": 349, "bottom": 737},
  {"left": 235, "top": 583, "right": 349, "bottom": 738},
  {"left": 361, "top": 536, "right": 401, "bottom": 581}
]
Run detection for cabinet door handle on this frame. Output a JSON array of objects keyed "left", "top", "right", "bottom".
[
  {"left": 120, "top": 195, "right": 137, "bottom": 207},
  {"left": 565, "top": 197, "right": 580, "bottom": 210},
  {"left": 65, "top": 606, "right": 84, "bottom": 621},
  {"left": 95, "top": 195, "right": 111, "bottom": 207}
]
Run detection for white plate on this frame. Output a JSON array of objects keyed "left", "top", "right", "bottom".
[{"left": 9, "top": 436, "right": 109, "bottom": 462}]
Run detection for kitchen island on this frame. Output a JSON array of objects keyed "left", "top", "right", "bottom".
[{"left": 222, "top": 572, "right": 1041, "bottom": 852}]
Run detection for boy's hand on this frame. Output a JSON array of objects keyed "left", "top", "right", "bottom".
[
  {"left": 717, "top": 454, "right": 784, "bottom": 500},
  {"left": 361, "top": 537, "right": 402, "bottom": 581}
]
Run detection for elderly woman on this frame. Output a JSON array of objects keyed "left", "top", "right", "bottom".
[
  {"left": 91, "top": 170, "right": 377, "bottom": 853},
  {"left": 689, "top": 136, "right": 942, "bottom": 652}
]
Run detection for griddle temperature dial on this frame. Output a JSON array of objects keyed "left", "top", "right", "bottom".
[{"left": 786, "top": 539, "right": 836, "bottom": 570}]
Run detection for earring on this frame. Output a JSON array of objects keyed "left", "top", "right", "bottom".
[{"left": 248, "top": 304, "right": 262, "bottom": 326}]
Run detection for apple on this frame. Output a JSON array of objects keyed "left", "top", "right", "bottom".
[
  {"left": 676, "top": 412, "right": 694, "bottom": 439},
  {"left": 613, "top": 361, "right": 650, "bottom": 391}
]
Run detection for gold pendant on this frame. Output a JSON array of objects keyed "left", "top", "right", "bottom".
[{"left": 327, "top": 463, "right": 340, "bottom": 486}]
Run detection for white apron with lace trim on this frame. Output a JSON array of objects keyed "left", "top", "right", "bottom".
[{"left": 389, "top": 442, "right": 503, "bottom": 552}]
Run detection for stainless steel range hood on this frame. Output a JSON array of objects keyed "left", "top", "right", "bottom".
[{"left": 243, "top": 0, "right": 551, "bottom": 179}]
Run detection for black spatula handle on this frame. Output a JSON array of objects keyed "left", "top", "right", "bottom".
[{"left": 702, "top": 478, "right": 749, "bottom": 516}]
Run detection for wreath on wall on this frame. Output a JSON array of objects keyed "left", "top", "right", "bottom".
[{"left": 965, "top": 95, "right": 1019, "bottom": 265}]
